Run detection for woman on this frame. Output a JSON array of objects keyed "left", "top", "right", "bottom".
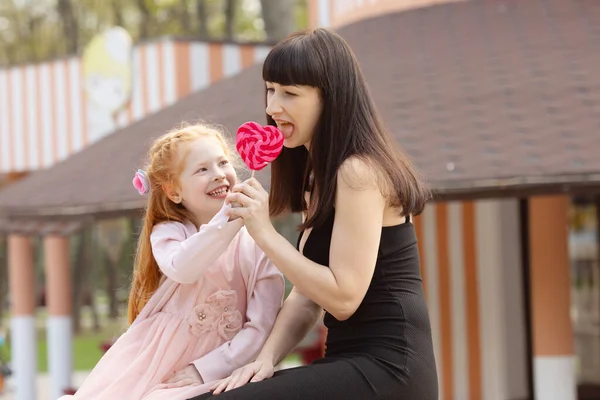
[{"left": 189, "top": 28, "right": 438, "bottom": 400}]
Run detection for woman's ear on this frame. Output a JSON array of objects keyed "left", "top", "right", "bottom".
[{"left": 162, "top": 183, "right": 181, "bottom": 204}]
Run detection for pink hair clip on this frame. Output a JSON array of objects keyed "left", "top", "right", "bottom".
[{"left": 132, "top": 169, "right": 150, "bottom": 195}]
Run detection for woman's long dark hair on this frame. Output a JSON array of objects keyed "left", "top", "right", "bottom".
[{"left": 264, "top": 28, "right": 430, "bottom": 230}]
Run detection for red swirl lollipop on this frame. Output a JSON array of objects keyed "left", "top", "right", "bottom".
[{"left": 236, "top": 121, "right": 284, "bottom": 176}]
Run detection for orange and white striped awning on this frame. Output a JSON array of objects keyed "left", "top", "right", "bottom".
[{"left": 0, "top": 38, "right": 271, "bottom": 174}]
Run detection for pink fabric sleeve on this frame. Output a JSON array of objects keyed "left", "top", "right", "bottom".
[
  {"left": 150, "top": 204, "right": 243, "bottom": 284},
  {"left": 192, "top": 244, "right": 285, "bottom": 382}
]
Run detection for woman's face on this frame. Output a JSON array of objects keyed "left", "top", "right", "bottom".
[{"left": 265, "top": 82, "right": 322, "bottom": 149}]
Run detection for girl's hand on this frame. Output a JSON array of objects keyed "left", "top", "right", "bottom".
[
  {"left": 163, "top": 365, "right": 203, "bottom": 388},
  {"left": 209, "top": 359, "right": 275, "bottom": 394},
  {"left": 225, "top": 178, "right": 275, "bottom": 242}
]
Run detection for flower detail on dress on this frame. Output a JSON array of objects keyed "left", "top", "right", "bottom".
[
  {"left": 188, "top": 289, "right": 243, "bottom": 340},
  {"left": 206, "top": 290, "right": 237, "bottom": 312},
  {"left": 217, "top": 309, "right": 243, "bottom": 341},
  {"left": 188, "top": 303, "right": 215, "bottom": 337}
]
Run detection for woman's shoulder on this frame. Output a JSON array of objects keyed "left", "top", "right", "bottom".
[
  {"left": 337, "top": 156, "right": 384, "bottom": 191},
  {"left": 336, "top": 156, "right": 397, "bottom": 217}
]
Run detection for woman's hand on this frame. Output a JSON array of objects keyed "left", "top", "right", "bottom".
[
  {"left": 209, "top": 359, "right": 275, "bottom": 394},
  {"left": 225, "top": 178, "right": 275, "bottom": 242},
  {"left": 162, "top": 365, "right": 203, "bottom": 388}
]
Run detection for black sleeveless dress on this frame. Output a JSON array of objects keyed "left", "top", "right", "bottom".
[{"left": 188, "top": 211, "right": 438, "bottom": 400}]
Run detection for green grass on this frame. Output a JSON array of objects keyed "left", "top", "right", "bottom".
[
  {"left": 284, "top": 353, "right": 301, "bottom": 364},
  {"left": 34, "top": 330, "right": 112, "bottom": 372}
]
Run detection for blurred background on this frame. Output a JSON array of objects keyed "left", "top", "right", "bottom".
[{"left": 0, "top": 0, "right": 599, "bottom": 399}]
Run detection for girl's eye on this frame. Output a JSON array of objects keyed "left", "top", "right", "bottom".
[
  {"left": 266, "top": 88, "right": 274, "bottom": 93},
  {"left": 220, "top": 160, "right": 229, "bottom": 166},
  {"left": 285, "top": 91, "right": 296, "bottom": 96},
  {"left": 196, "top": 167, "right": 207, "bottom": 173}
]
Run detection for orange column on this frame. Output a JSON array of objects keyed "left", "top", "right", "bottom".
[
  {"left": 7, "top": 235, "right": 37, "bottom": 400},
  {"left": 308, "top": 0, "right": 331, "bottom": 28},
  {"left": 44, "top": 235, "right": 73, "bottom": 398},
  {"left": 528, "top": 196, "right": 576, "bottom": 400},
  {"left": 308, "top": 0, "right": 319, "bottom": 29}
]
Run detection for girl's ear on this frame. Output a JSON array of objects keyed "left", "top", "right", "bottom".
[{"left": 162, "top": 183, "right": 182, "bottom": 204}]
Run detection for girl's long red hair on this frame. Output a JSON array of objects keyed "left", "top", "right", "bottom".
[{"left": 127, "top": 122, "right": 236, "bottom": 324}]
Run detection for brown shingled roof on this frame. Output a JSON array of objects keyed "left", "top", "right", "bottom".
[{"left": 1, "top": 0, "right": 599, "bottom": 222}]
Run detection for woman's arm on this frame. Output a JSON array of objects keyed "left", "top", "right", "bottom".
[{"left": 229, "top": 158, "right": 386, "bottom": 321}]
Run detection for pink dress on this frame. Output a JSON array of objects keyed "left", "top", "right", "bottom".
[{"left": 59, "top": 205, "right": 285, "bottom": 400}]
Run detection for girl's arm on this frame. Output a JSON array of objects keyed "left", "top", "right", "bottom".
[
  {"left": 150, "top": 204, "right": 243, "bottom": 284},
  {"left": 191, "top": 246, "right": 285, "bottom": 382}
]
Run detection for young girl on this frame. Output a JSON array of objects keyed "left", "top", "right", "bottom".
[{"left": 59, "top": 122, "right": 284, "bottom": 400}]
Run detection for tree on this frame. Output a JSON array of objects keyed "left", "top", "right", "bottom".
[
  {"left": 260, "top": 0, "right": 296, "bottom": 41},
  {"left": 224, "top": 0, "right": 236, "bottom": 40},
  {"left": 0, "top": 0, "right": 308, "bottom": 68},
  {"left": 71, "top": 227, "right": 101, "bottom": 333},
  {"left": 96, "top": 219, "right": 129, "bottom": 320},
  {"left": 136, "top": 0, "right": 152, "bottom": 40},
  {"left": 56, "top": 0, "right": 79, "bottom": 55},
  {"left": 0, "top": 236, "right": 7, "bottom": 326},
  {"left": 196, "top": 0, "right": 208, "bottom": 37}
]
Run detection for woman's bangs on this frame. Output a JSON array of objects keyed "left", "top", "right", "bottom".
[{"left": 262, "top": 38, "right": 321, "bottom": 88}]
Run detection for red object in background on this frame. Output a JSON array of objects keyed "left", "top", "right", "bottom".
[
  {"left": 63, "top": 388, "right": 77, "bottom": 394},
  {"left": 298, "top": 346, "right": 323, "bottom": 365},
  {"left": 100, "top": 338, "right": 116, "bottom": 353},
  {"left": 293, "top": 324, "right": 327, "bottom": 364}
]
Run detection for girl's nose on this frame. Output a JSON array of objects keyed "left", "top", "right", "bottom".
[{"left": 213, "top": 169, "right": 226, "bottom": 180}]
